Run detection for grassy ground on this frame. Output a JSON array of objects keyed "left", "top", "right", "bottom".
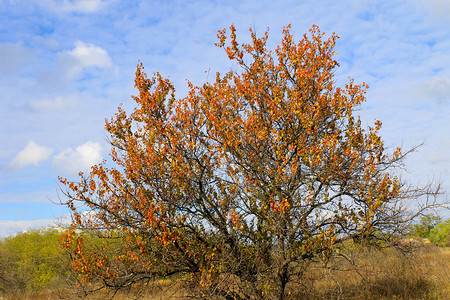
[
  {"left": 295, "top": 244, "right": 450, "bottom": 299},
  {"left": 2, "top": 245, "right": 449, "bottom": 299}
]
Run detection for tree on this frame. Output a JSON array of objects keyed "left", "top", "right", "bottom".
[
  {"left": 429, "top": 218, "right": 450, "bottom": 247},
  {"left": 60, "top": 25, "right": 442, "bottom": 299},
  {"left": 0, "top": 229, "right": 72, "bottom": 295},
  {"left": 409, "top": 213, "right": 441, "bottom": 239}
]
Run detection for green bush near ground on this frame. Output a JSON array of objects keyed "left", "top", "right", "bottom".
[
  {"left": 409, "top": 214, "right": 449, "bottom": 247},
  {"left": 0, "top": 228, "right": 72, "bottom": 295},
  {"left": 409, "top": 214, "right": 441, "bottom": 239},
  {"left": 429, "top": 218, "right": 450, "bottom": 247}
]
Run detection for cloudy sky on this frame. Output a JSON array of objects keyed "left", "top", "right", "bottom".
[{"left": 1, "top": 0, "right": 449, "bottom": 237}]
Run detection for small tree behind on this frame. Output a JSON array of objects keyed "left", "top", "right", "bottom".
[
  {"left": 0, "top": 229, "right": 71, "bottom": 294},
  {"left": 429, "top": 219, "right": 450, "bottom": 247},
  {"left": 409, "top": 213, "right": 441, "bottom": 239},
  {"left": 60, "top": 25, "right": 442, "bottom": 299}
]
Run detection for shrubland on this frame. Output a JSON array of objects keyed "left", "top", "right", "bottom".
[{"left": 0, "top": 225, "right": 448, "bottom": 299}]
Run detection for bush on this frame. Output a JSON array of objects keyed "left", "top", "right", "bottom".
[
  {"left": 429, "top": 219, "right": 450, "bottom": 247},
  {"left": 409, "top": 214, "right": 450, "bottom": 247},
  {"left": 0, "top": 228, "right": 72, "bottom": 295},
  {"left": 409, "top": 214, "right": 441, "bottom": 239}
]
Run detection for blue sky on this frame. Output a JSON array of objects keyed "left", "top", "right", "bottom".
[{"left": 1, "top": 0, "right": 449, "bottom": 237}]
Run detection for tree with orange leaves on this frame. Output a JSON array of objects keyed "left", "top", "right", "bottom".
[{"left": 60, "top": 25, "right": 442, "bottom": 299}]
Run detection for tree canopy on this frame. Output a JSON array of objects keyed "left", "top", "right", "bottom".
[{"left": 60, "top": 24, "right": 442, "bottom": 299}]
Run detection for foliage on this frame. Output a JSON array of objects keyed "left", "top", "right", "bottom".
[
  {"left": 60, "top": 24, "right": 442, "bottom": 299},
  {"left": 0, "top": 228, "right": 72, "bottom": 294},
  {"left": 429, "top": 218, "right": 450, "bottom": 247},
  {"left": 408, "top": 213, "right": 449, "bottom": 247},
  {"left": 409, "top": 213, "right": 441, "bottom": 239}
]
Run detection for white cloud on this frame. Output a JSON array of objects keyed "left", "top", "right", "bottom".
[
  {"left": 28, "top": 95, "right": 76, "bottom": 111},
  {"left": 40, "top": 0, "right": 106, "bottom": 14},
  {"left": 10, "top": 141, "right": 53, "bottom": 169},
  {"left": 68, "top": 41, "right": 112, "bottom": 68},
  {"left": 53, "top": 141, "right": 102, "bottom": 174},
  {"left": 419, "top": 75, "right": 450, "bottom": 103},
  {"left": 0, "top": 216, "right": 71, "bottom": 238},
  {"left": 59, "top": 41, "right": 113, "bottom": 78}
]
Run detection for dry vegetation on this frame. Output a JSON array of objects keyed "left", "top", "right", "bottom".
[
  {"left": 297, "top": 244, "right": 449, "bottom": 299},
  {"left": 86, "top": 244, "right": 450, "bottom": 300},
  {"left": 3, "top": 242, "right": 447, "bottom": 300}
]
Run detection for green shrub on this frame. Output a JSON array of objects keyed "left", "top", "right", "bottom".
[
  {"left": 0, "top": 228, "right": 72, "bottom": 294},
  {"left": 409, "top": 214, "right": 441, "bottom": 239},
  {"left": 429, "top": 219, "right": 450, "bottom": 247}
]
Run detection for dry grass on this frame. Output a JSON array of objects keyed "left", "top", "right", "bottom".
[
  {"left": 0, "top": 279, "right": 188, "bottom": 300},
  {"left": 291, "top": 244, "right": 450, "bottom": 299},
  {"left": 86, "top": 279, "right": 189, "bottom": 300},
  {"left": 2, "top": 245, "right": 448, "bottom": 299}
]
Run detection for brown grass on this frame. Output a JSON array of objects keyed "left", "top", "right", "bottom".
[
  {"left": 0, "top": 280, "right": 188, "bottom": 300},
  {"left": 2, "top": 245, "right": 448, "bottom": 299},
  {"left": 291, "top": 244, "right": 450, "bottom": 299}
]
